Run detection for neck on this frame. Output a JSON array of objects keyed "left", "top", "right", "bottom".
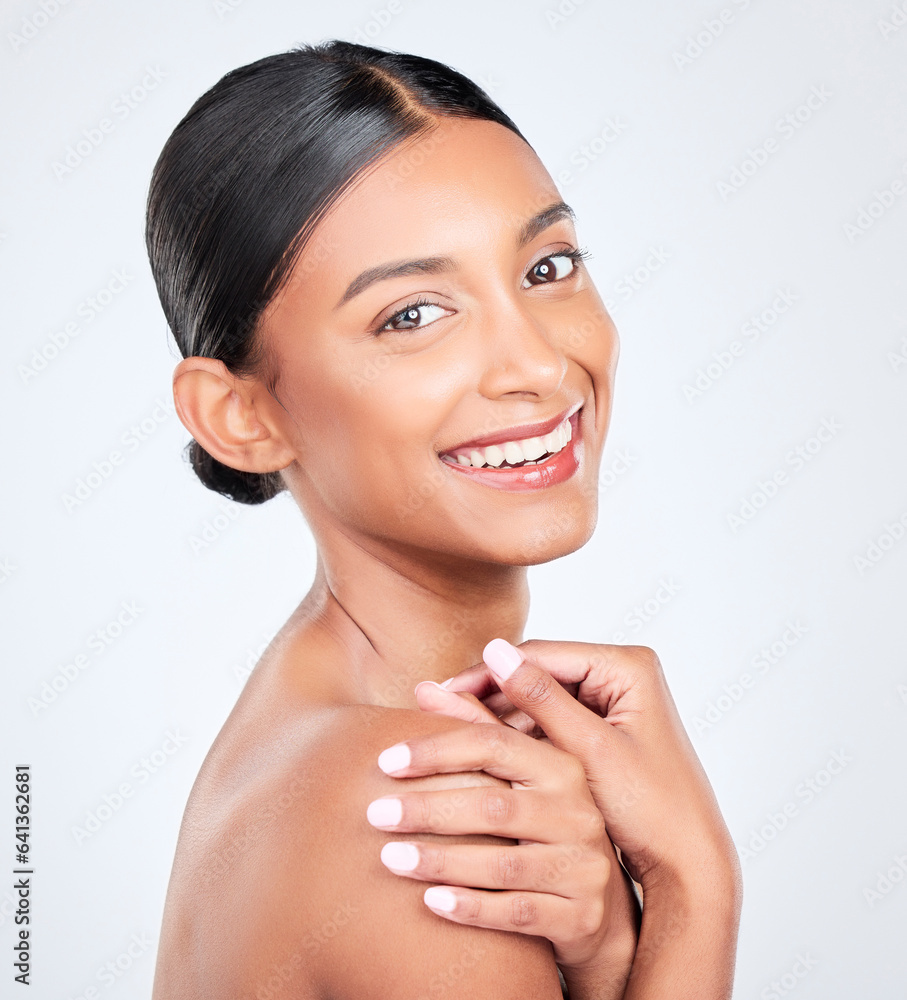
[{"left": 288, "top": 527, "right": 530, "bottom": 711}]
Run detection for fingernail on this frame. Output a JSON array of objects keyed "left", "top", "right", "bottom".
[
  {"left": 414, "top": 680, "right": 449, "bottom": 696},
  {"left": 378, "top": 743, "right": 411, "bottom": 773},
  {"left": 424, "top": 886, "right": 458, "bottom": 912},
  {"left": 483, "top": 638, "right": 524, "bottom": 681},
  {"left": 439, "top": 677, "right": 454, "bottom": 689},
  {"left": 381, "top": 842, "right": 420, "bottom": 872},
  {"left": 367, "top": 797, "right": 403, "bottom": 828}
]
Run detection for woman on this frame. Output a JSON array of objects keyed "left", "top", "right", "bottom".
[{"left": 146, "top": 39, "right": 741, "bottom": 998}]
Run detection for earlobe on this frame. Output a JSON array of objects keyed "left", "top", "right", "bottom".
[{"left": 172, "top": 357, "right": 296, "bottom": 474}]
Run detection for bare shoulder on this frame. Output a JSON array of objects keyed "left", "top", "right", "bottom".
[
  {"left": 153, "top": 703, "right": 564, "bottom": 999},
  {"left": 303, "top": 704, "right": 566, "bottom": 999}
]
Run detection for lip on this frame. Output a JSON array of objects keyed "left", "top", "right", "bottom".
[
  {"left": 439, "top": 408, "right": 583, "bottom": 493},
  {"left": 439, "top": 401, "right": 583, "bottom": 454}
]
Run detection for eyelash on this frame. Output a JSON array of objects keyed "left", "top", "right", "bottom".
[{"left": 372, "top": 245, "right": 593, "bottom": 335}]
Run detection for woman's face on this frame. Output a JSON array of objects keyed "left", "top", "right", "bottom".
[{"left": 261, "top": 116, "right": 619, "bottom": 566}]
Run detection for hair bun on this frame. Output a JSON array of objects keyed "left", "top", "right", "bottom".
[{"left": 187, "top": 439, "right": 285, "bottom": 506}]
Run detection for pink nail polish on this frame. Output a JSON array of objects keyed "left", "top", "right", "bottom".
[
  {"left": 367, "top": 797, "right": 403, "bottom": 828},
  {"left": 424, "top": 886, "right": 457, "bottom": 912},
  {"left": 483, "top": 638, "right": 524, "bottom": 681},
  {"left": 378, "top": 743, "right": 411, "bottom": 774},
  {"left": 381, "top": 842, "right": 419, "bottom": 872}
]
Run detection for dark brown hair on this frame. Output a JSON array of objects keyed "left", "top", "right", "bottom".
[{"left": 144, "top": 39, "right": 527, "bottom": 503}]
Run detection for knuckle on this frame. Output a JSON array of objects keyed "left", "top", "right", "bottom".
[
  {"left": 457, "top": 892, "right": 482, "bottom": 922},
  {"left": 578, "top": 806, "right": 606, "bottom": 846},
  {"left": 492, "top": 849, "right": 525, "bottom": 888},
  {"left": 589, "top": 850, "right": 611, "bottom": 893},
  {"left": 625, "top": 644, "right": 663, "bottom": 674},
  {"left": 510, "top": 893, "right": 539, "bottom": 929},
  {"left": 544, "top": 847, "right": 577, "bottom": 884},
  {"left": 577, "top": 897, "right": 605, "bottom": 938},
  {"left": 561, "top": 750, "right": 587, "bottom": 784},
  {"left": 411, "top": 793, "right": 435, "bottom": 831},
  {"left": 475, "top": 722, "right": 511, "bottom": 758},
  {"left": 414, "top": 734, "right": 442, "bottom": 769},
  {"left": 422, "top": 845, "right": 448, "bottom": 880},
  {"left": 583, "top": 726, "right": 612, "bottom": 761},
  {"left": 479, "top": 788, "right": 515, "bottom": 827},
  {"left": 520, "top": 672, "right": 555, "bottom": 709}
]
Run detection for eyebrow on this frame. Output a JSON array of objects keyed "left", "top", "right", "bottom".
[{"left": 334, "top": 201, "right": 576, "bottom": 309}]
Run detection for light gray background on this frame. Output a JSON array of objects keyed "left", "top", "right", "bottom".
[{"left": 3, "top": 0, "right": 906, "bottom": 996}]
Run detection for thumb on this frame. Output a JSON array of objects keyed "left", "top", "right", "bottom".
[{"left": 482, "top": 638, "right": 612, "bottom": 758}]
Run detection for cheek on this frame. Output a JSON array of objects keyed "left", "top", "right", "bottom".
[
  {"left": 565, "top": 293, "right": 619, "bottom": 378},
  {"left": 567, "top": 302, "right": 619, "bottom": 430},
  {"left": 282, "top": 347, "right": 458, "bottom": 522}
]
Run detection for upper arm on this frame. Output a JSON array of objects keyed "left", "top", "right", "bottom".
[{"left": 308, "top": 711, "right": 566, "bottom": 1000}]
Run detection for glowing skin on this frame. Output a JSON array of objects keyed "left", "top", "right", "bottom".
[
  {"left": 309, "top": 134, "right": 607, "bottom": 692},
  {"left": 156, "top": 116, "right": 625, "bottom": 999},
  {"left": 269, "top": 118, "right": 615, "bottom": 561},
  {"left": 174, "top": 116, "right": 617, "bottom": 705}
]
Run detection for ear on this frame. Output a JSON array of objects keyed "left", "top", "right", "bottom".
[{"left": 172, "top": 357, "right": 296, "bottom": 474}]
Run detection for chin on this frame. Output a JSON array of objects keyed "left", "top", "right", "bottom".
[{"left": 498, "top": 499, "right": 599, "bottom": 567}]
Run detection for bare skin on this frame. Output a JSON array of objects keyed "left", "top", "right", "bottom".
[
  {"left": 152, "top": 114, "right": 736, "bottom": 998},
  {"left": 405, "top": 640, "right": 743, "bottom": 997}
]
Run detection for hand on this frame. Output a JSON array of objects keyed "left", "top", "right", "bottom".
[
  {"left": 366, "top": 715, "right": 637, "bottom": 974},
  {"left": 417, "top": 638, "right": 740, "bottom": 890}
]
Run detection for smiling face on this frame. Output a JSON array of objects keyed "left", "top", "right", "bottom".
[{"left": 260, "top": 115, "right": 619, "bottom": 567}]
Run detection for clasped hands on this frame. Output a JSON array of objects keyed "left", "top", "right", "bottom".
[{"left": 366, "top": 638, "right": 739, "bottom": 985}]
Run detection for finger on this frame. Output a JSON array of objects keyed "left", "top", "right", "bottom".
[
  {"left": 422, "top": 884, "right": 606, "bottom": 954},
  {"left": 496, "top": 707, "right": 542, "bottom": 736},
  {"left": 438, "top": 662, "right": 497, "bottom": 698},
  {"left": 442, "top": 662, "right": 579, "bottom": 728},
  {"left": 366, "top": 784, "right": 589, "bottom": 842},
  {"left": 379, "top": 839, "right": 601, "bottom": 896},
  {"left": 416, "top": 684, "right": 540, "bottom": 737},
  {"left": 511, "top": 638, "right": 606, "bottom": 686},
  {"left": 481, "top": 639, "right": 618, "bottom": 762},
  {"left": 516, "top": 639, "right": 657, "bottom": 715},
  {"left": 479, "top": 689, "right": 516, "bottom": 716},
  {"left": 413, "top": 681, "right": 503, "bottom": 727},
  {"left": 376, "top": 720, "right": 583, "bottom": 791}
]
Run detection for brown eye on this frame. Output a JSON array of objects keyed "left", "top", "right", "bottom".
[
  {"left": 389, "top": 306, "right": 423, "bottom": 331},
  {"left": 378, "top": 300, "right": 449, "bottom": 334},
  {"left": 523, "top": 253, "right": 577, "bottom": 287}
]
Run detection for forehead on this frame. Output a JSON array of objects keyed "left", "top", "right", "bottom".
[{"left": 288, "top": 117, "right": 564, "bottom": 296}]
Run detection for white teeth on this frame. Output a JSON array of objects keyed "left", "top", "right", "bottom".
[
  {"left": 442, "top": 415, "right": 576, "bottom": 469},
  {"left": 484, "top": 444, "right": 506, "bottom": 468},
  {"left": 522, "top": 436, "right": 546, "bottom": 461}
]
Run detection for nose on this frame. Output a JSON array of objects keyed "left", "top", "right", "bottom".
[{"left": 475, "top": 294, "right": 567, "bottom": 402}]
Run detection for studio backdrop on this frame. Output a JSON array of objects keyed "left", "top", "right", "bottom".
[{"left": 3, "top": 0, "right": 906, "bottom": 996}]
